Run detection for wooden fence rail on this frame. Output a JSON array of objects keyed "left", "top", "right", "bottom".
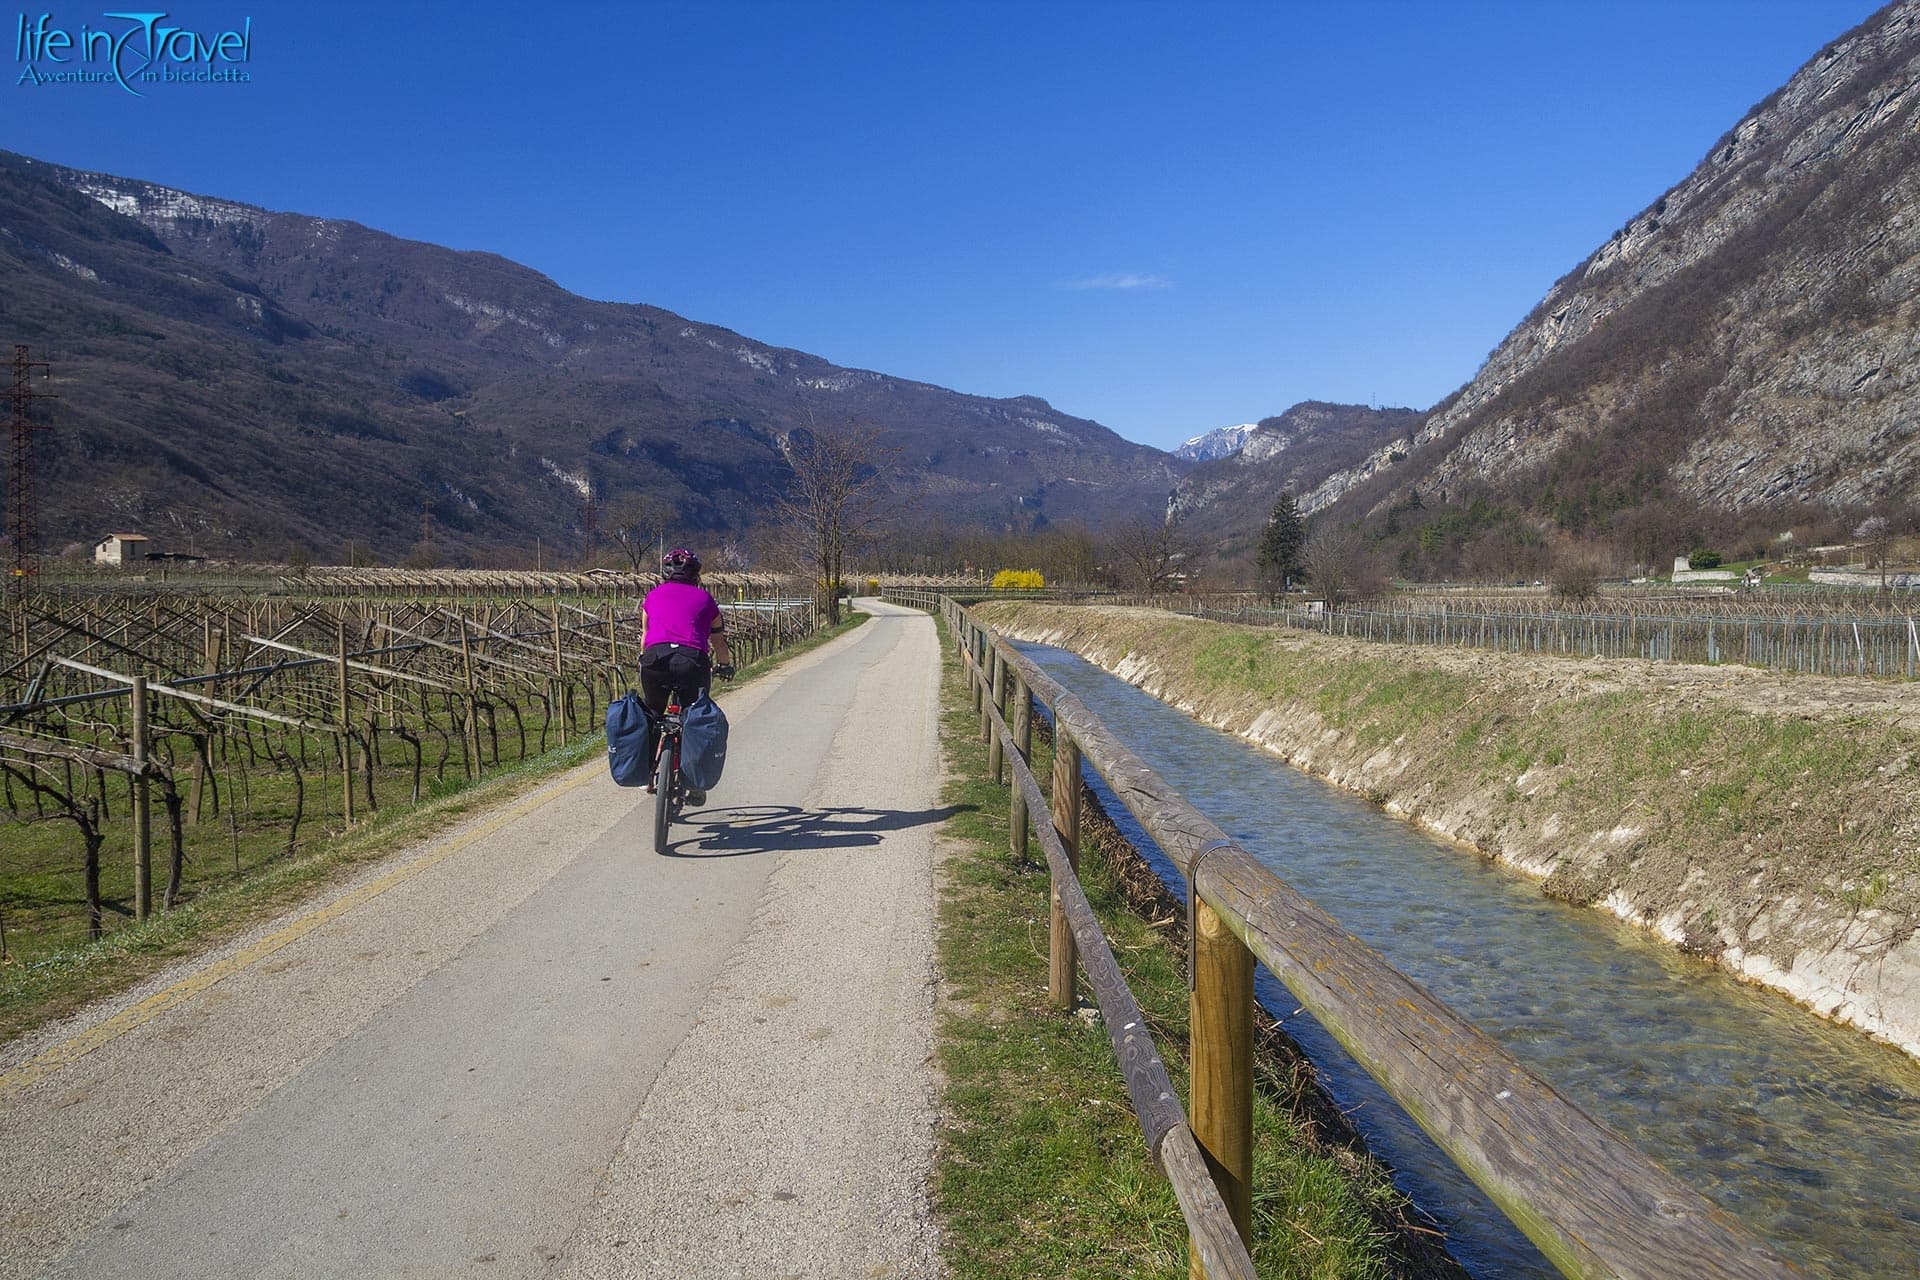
[
  {"left": 941, "top": 593, "right": 1257, "bottom": 1279},
  {"left": 889, "top": 587, "right": 1801, "bottom": 1280}
]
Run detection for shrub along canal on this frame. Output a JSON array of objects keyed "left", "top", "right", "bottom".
[{"left": 1018, "top": 641, "right": 1920, "bottom": 1279}]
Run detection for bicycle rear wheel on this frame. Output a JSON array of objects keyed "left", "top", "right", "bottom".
[{"left": 652, "top": 745, "right": 674, "bottom": 854}]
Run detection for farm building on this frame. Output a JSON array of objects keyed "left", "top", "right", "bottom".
[{"left": 94, "top": 533, "right": 151, "bottom": 566}]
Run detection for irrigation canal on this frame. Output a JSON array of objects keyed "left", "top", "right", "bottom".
[{"left": 1017, "top": 642, "right": 1920, "bottom": 1279}]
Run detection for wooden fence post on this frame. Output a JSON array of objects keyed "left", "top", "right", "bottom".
[
  {"left": 131, "top": 673, "right": 151, "bottom": 920},
  {"left": 987, "top": 649, "right": 1006, "bottom": 772},
  {"left": 970, "top": 625, "right": 986, "bottom": 720},
  {"left": 1049, "top": 729, "right": 1082, "bottom": 1009},
  {"left": 1010, "top": 670, "right": 1031, "bottom": 863},
  {"left": 1190, "top": 894, "right": 1254, "bottom": 1275}
]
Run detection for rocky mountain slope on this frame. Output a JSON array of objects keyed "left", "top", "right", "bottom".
[
  {"left": 1415, "top": 0, "right": 1920, "bottom": 517},
  {"left": 0, "top": 151, "right": 1184, "bottom": 563},
  {"left": 1186, "top": 1, "right": 1920, "bottom": 576}
]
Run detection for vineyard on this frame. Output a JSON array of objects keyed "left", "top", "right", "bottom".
[{"left": 0, "top": 590, "right": 819, "bottom": 965}]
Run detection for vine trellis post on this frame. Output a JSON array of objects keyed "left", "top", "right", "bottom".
[
  {"left": 336, "top": 619, "right": 354, "bottom": 828},
  {"left": 131, "top": 673, "right": 151, "bottom": 920}
]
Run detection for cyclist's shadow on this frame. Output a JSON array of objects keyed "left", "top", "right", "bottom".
[{"left": 662, "top": 804, "right": 973, "bottom": 858}]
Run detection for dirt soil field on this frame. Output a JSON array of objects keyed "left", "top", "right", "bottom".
[{"left": 979, "top": 603, "right": 1920, "bottom": 1061}]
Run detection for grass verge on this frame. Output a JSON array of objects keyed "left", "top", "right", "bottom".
[
  {"left": 0, "top": 609, "right": 869, "bottom": 1045},
  {"left": 930, "top": 618, "right": 1452, "bottom": 1278}
]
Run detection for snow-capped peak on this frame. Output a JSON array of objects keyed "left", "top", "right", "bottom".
[{"left": 1173, "top": 423, "right": 1259, "bottom": 462}]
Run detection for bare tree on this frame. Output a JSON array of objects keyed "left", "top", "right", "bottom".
[
  {"left": 1104, "top": 514, "right": 1187, "bottom": 593},
  {"left": 1036, "top": 523, "right": 1100, "bottom": 587},
  {"left": 774, "top": 424, "right": 888, "bottom": 625},
  {"left": 1302, "top": 521, "right": 1384, "bottom": 610},
  {"left": 1550, "top": 547, "right": 1604, "bottom": 604},
  {"left": 607, "top": 494, "right": 679, "bottom": 572}
]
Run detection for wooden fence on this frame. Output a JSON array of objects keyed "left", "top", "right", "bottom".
[{"left": 890, "top": 588, "right": 1801, "bottom": 1280}]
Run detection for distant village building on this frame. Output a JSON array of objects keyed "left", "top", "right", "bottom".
[{"left": 94, "top": 533, "right": 151, "bottom": 566}]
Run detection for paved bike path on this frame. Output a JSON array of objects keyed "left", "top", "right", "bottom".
[{"left": 0, "top": 600, "right": 943, "bottom": 1279}]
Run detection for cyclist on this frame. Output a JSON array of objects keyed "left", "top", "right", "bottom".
[{"left": 639, "top": 548, "right": 733, "bottom": 803}]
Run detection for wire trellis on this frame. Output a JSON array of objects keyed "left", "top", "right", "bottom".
[
  {"left": 1091, "top": 591, "right": 1920, "bottom": 680},
  {"left": 0, "top": 592, "right": 820, "bottom": 960}
]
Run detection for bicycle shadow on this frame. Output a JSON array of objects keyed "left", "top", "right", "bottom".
[{"left": 661, "top": 803, "right": 974, "bottom": 858}]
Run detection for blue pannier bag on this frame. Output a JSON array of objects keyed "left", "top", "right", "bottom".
[
  {"left": 604, "top": 692, "right": 657, "bottom": 788},
  {"left": 679, "top": 692, "right": 729, "bottom": 790}
]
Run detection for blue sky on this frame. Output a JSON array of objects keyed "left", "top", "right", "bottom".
[{"left": 6, "top": 0, "right": 1889, "bottom": 451}]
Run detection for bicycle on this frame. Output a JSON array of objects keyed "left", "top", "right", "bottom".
[{"left": 649, "top": 665, "right": 733, "bottom": 854}]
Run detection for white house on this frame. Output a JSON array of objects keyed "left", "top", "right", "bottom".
[{"left": 94, "top": 533, "right": 151, "bottom": 566}]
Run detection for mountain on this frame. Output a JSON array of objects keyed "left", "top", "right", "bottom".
[
  {"left": 1169, "top": 402, "right": 1425, "bottom": 561},
  {"left": 1173, "top": 423, "right": 1259, "bottom": 463},
  {"left": 1302, "top": 0, "right": 1920, "bottom": 575},
  {"left": 0, "top": 151, "right": 1185, "bottom": 564}
]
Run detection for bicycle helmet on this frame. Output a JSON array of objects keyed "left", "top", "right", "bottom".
[{"left": 661, "top": 547, "right": 702, "bottom": 582}]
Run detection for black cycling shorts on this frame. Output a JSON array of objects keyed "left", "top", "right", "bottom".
[{"left": 638, "top": 643, "right": 712, "bottom": 714}]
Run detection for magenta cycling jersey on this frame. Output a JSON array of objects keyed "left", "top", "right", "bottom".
[{"left": 641, "top": 581, "right": 721, "bottom": 651}]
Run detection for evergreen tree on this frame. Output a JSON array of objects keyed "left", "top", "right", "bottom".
[{"left": 1256, "top": 494, "right": 1306, "bottom": 596}]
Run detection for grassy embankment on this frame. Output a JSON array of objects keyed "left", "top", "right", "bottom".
[
  {"left": 976, "top": 603, "right": 1920, "bottom": 1027},
  {"left": 0, "top": 609, "right": 869, "bottom": 1044},
  {"left": 930, "top": 618, "right": 1456, "bottom": 1279},
  {"left": 1182, "top": 619, "right": 1907, "bottom": 912}
]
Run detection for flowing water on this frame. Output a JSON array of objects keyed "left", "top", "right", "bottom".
[{"left": 1018, "top": 642, "right": 1920, "bottom": 1279}]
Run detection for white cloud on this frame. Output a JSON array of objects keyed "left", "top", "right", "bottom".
[{"left": 1062, "top": 272, "right": 1173, "bottom": 291}]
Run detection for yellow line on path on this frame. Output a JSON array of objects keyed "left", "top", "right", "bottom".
[{"left": 0, "top": 766, "right": 605, "bottom": 1096}]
